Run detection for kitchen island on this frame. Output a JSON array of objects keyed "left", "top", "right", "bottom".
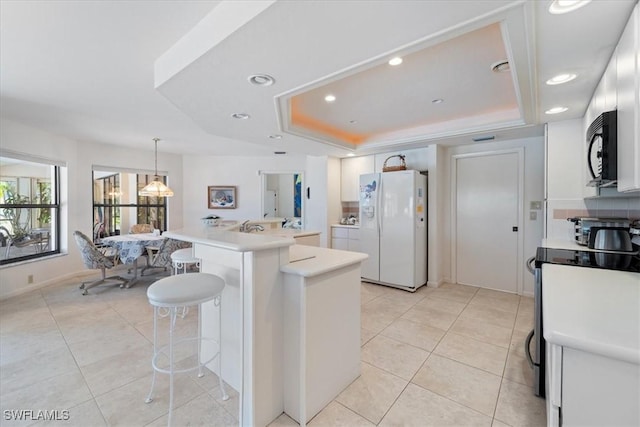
[{"left": 162, "top": 227, "right": 366, "bottom": 426}]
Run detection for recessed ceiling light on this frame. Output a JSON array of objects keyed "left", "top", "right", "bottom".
[
  {"left": 432, "top": 98, "right": 444, "bottom": 104},
  {"left": 548, "top": 0, "right": 591, "bottom": 14},
  {"left": 325, "top": 94, "right": 336, "bottom": 103},
  {"left": 347, "top": 153, "right": 356, "bottom": 157},
  {"left": 268, "top": 134, "right": 282, "bottom": 139},
  {"left": 546, "top": 73, "right": 577, "bottom": 85},
  {"left": 248, "top": 74, "right": 275, "bottom": 86},
  {"left": 545, "top": 106, "right": 569, "bottom": 114},
  {"left": 491, "top": 60, "right": 510, "bottom": 73},
  {"left": 388, "top": 57, "right": 403, "bottom": 66},
  {"left": 231, "top": 113, "right": 250, "bottom": 119}
]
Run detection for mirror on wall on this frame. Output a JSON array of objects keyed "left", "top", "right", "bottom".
[
  {"left": 92, "top": 169, "right": 168, "bottom": 240},
  {"left": 260, "top": 172, "right": 303, "bottom": 227}
]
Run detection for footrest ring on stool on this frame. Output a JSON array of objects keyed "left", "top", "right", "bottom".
[{"left": 150, "top": 336, "right": 221, "bottom": 376}]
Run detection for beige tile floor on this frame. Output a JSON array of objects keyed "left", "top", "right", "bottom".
[{"left": 0, "top": 270, "right": 546, "bottom": 426}]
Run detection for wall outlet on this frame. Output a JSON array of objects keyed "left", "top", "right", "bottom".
[
  {"left": 530, "top": 211, "right": 537, "bottom": 220},
  {"left": 27, "top": 274, "right": 34, "bottom": 284}
]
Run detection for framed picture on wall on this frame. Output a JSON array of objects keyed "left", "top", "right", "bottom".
[{"left": 208, "top": 186, "right": 236, "bottom": 209}]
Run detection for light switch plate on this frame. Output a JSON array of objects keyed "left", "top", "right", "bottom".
[
  {"left": 530, "top": 211, "right": 537, "bottom": 220},
  {"left": 530, "top": 201, "right": 542, "bottom": 210}
]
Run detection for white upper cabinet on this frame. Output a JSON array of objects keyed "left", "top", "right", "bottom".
[
  {"left": 341, "top": 155, "right": 374, "bottom": 201},
  {"left": 616, "top": 4, "right": 640, "bottom": 192}
]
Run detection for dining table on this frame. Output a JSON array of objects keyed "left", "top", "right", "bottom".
[{"left": 100, "top": 233, "right": 165, "bottom": 287}]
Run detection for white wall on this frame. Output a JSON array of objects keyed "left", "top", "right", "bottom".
[
  {"left": 434, "top": 144, "right": 449, "bottom": 286},
  {"left": 546, "top": 119, "right": 640, "bottom": 241},
  {"left": 181, "top": 154, "right": 307, "bottom": 226},
  {"left": 305, "top": 156, "right": 331, "bottom": 247},
  {"left": 0, "top": 118, "right": 184, "bottom": 300},
  {"left": 444, "top": 136, "right": 545, "bottom": 296},
  {"left": 327, "top": 156, "right": 342, "bottom": 242},
  {"left": 546, "top": 119, "right": 588, "bottom": 240}
]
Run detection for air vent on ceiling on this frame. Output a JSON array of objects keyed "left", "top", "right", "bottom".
[{"left": 472, "top": 135, "right": 496, "bottom": 142}]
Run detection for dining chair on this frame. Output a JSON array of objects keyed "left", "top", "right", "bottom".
[{"left": 73, "top": 230, "right": 127, "bottom": 295}]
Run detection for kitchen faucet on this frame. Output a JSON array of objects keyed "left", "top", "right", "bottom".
[
  {"left": 239, "top": 220, "right": 264, "bottom": 233},
  {"left": 244, "top": 224, "right": 264, "bottom": 233}
]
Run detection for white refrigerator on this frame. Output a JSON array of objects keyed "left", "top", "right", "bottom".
[{"left": 359, "top": 170, "right": 427, "bottom": 291}]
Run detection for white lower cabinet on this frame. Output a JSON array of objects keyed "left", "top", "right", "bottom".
[
  {"left": 546, "top": 343, "right": 640, "bottom": 427},
  {"left": 331, "top": 226, "right": 360, "bottom": 251}
]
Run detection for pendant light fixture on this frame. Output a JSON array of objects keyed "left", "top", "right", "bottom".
[{"left": 138, "top": 138, "right": 174, "bottom": 197}]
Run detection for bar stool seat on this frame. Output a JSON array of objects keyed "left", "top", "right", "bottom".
[
  {"left": 170, "top": 247, "right": 200, "bottom": 274},
  {"left": 145, "top": 273, "right": 228, "bottom": 425}
]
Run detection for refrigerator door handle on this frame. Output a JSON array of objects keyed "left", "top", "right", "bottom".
[{"left": 377, "top": 176, "right": 382, "bottom": 235}]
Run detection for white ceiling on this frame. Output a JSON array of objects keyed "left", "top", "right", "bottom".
[{"left": 1, "top": 0, "right": 637, "bottom": 157}]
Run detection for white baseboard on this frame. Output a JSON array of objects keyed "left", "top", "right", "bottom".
[
  {"left": 427, "top": 278, "right": 445, "bottom": 288},
  {"left": 0, "top": 270, "right": 93, "bottom": 301}
]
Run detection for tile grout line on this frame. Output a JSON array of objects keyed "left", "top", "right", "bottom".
[
  {"left": 370, "top": 284, "right": 480, "bottom": 424},
  {"left": 39, "top": 282, "right": 111, "bottom": 427}
]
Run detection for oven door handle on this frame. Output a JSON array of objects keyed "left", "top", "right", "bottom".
[
  {"left": 526, "top": 255, "right": 536, "bottom": 275},
  {"left": 524, "top": 329, "right": 536, "bottom": 369}
]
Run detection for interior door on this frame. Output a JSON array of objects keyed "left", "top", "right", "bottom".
[
  {"left": 455, "top": 152, "right": 519, "bottom": 293},
  {"left": 264, "top": 190, "right": 277, "bottom": 218}
]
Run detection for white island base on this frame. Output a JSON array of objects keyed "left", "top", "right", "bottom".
[
  {"left": 282, "top": 245, "right": 363, "bottom": 424},
  {"left": 162, "top": 228, "right": 366, "bottom": 426}
]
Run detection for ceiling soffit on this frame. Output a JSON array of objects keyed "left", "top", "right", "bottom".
[{"left": 275, "top": 3, "right": 536, "bottom": 151}]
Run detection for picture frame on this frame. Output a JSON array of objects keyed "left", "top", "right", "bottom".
[{"left": 208, "top": 186, "right": 236, "bottom": 209}]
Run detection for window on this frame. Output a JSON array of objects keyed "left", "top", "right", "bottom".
[
  {"left": 0, "top": 156, "right": 61, "bottom": 265},
  {"left": 92, "top": 169, "right": 167, "bottom": 241}
]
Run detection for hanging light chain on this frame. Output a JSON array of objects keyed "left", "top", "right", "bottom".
[{"left": 153, "top": 137, "right": 160, "bottom": 177}]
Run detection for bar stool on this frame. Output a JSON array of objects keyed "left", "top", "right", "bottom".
[
  {"left": 144, "top": 273, "right": 228, "bottom": 425},
  {"left": 170, "top": 247, "right": 200, "bottom": 275}
]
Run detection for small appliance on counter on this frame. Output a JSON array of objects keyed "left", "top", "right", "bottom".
[
  {"left": 340, "top": 214, "right": 358, "bottom": 225},
  {"left": 201, "top": 214, "right": 221, "bottom": 226},
  {"left": 567, "top": 217, "right": 633, "bottom": 251}
]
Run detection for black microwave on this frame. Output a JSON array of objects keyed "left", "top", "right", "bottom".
[{"left": 586, "top": 110, "right": 617, "bottom": 187}]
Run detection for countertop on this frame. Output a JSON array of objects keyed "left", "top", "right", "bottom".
[
  {"left": 331, "top": 224, "right": 360, "bottom": 229},
  {"left": 281, "top": 244, "right": 367, "bottom": 277},
  {"left": 542, "top": 263, "right": 640, "bottom": 364},
  {"left": 164, "top": 227, "right": 295, "bottom": 252},
  {"left": 542, "top": 238, "right": 599, "bottom": 251},
  {"left": 258, "top": 229, "right": 320, "bottom": 238}
]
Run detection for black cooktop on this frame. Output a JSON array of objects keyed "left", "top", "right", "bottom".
[{"left": 535, "top": 247, "right": 640, "bottom": 273}]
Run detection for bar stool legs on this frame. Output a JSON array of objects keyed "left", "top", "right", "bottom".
[
  {"left": 214, "top": 295, "right": 228, "bottom": 400},
  {"left": 144, "top": 272, "right": 228, "bottom": 426},
  {"left": 171, "top": 247, "right": 200, "bottom": 275}
]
